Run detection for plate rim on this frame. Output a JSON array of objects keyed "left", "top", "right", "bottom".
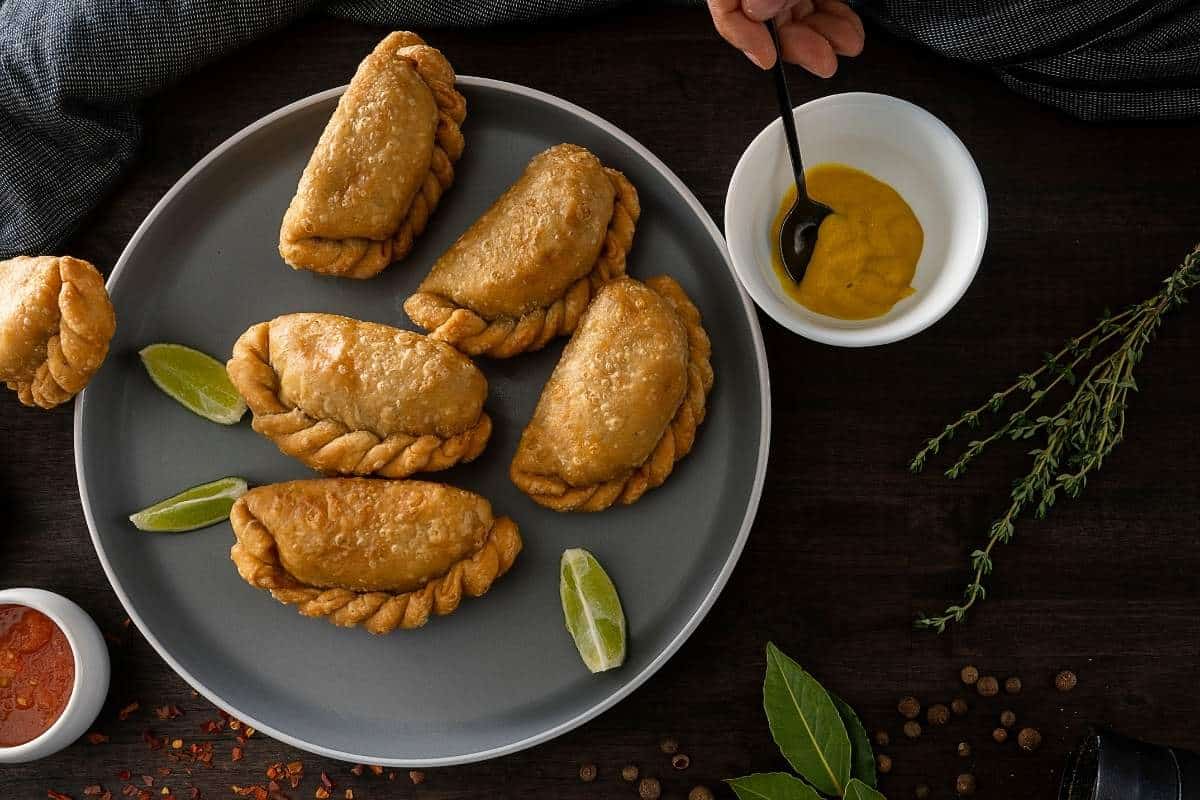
[{"left": 73, "top": 75, "right": 772, "bottom": 766}]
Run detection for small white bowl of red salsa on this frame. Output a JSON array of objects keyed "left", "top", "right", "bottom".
[{"left": 0, "top": 588, "right": 110, "bottom": 762}]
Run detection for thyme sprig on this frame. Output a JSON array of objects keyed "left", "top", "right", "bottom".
[{"left": 912, "top": 245, "right": 1200, "bottom": 633}]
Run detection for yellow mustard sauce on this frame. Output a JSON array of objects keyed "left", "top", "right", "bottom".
[{"left": 771, "top": 163, "right": 923, "bottom": 320}]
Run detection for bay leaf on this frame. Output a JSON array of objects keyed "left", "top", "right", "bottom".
[
  {"left": 830, "top": 691, "right": 877, "bottom": 788},
  {"left": 763, "top": 642, "right": 852, "bottom": 797},
  {"left": 727, "top": 772, "right": 823, "bottom": 800},
  {"left": 844, "top": 777, "right": 887, "bottom": 800}
]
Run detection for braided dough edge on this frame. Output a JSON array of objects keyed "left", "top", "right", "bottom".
[
  {"left": 403, "top": 167, "right": 640, "bottom": 357},
  {"left": 510, "top": 274, "right": 714, "bottom": 511},
  {"left": 226, "top": 321, "right": 491, "bottom": 477},
  {"left": 229, "top": 499, "right": 522, "bottom": 634},
  {"left": 281, "top": 31, "right": 467, "bottom": 279},
  {"left": 8, "top": 256, "right": 116, "bottom": 409}
]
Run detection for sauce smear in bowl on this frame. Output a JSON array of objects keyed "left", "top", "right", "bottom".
[{"left": 0, "top": 605, "right": 74, "bottom": 746}]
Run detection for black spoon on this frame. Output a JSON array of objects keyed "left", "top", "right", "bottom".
[{"left": 766, "top": 19, "right": 832, "bottom": 283}]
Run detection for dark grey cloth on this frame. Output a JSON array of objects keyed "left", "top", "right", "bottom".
[{"left": 2, "top": 0, "right": 1199, "bottom": 259}]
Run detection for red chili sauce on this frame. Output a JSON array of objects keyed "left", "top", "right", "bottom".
[{"left": 0, "top": 605, "right": 74, "bottom": 746}]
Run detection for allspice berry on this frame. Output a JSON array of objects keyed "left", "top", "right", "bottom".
[
  {"left": 951, "top": 696, "right": 969, "bottom": 716},
  {"left": 1000, "top": 709, "right": 1017, "bottom": 728},
  {"left": 1056, "top": 670, "right": 1078, "bottom": 692},
  {"left": 621, "top": 765, "right": 640, "bottom": 783},
  {"left": 639, "top": 777, "right": 662, "bottom": 800},
  {"left": 976, "top": 676, "right": 999, "bottom": 697},
  {"left": 915, "top": 784, "right": 931, "bottom": 799},
  {"left": 660, "top": 737, "right": 679, "bottom": 755},
  {"left": 927, "top": 703, "right": 950, "bottom": 726},
  {"left": 960, "top": 665, "right": 980, "bottom": 686},
  {"left": 876, "top": 754, "right": 893, "bottom": 774},
  {"left": 671, "top": 753, "right": 690, "bottom": 771},
  {"left": 898, "top": 696, "right": 921, "bottom": 719},
  {"left": 689, "top": 787, "right": 715, "bottom": 800},
  {"left": 1005, "top": 676, "right": 1022, "bottom": 694},
  {"left": 579, "top": 764, "right": 597, "bottom": 782},
  {"left": 874, "top": 730, "right": 890, "bottom": 747},
  {"left": 957, "top": 741, "right": 972, "bottom": 758},
  {"left": 956, "top": 773, "right": 977, "bottom": 796},
  {"left": 1019, "top": 728, "right": 1043, "bottom": 752},
  {"left": 992, "top": 727, "right": 1008, "bottom": 743},
  {"left": 903, "top": 720, "right": 923, "bottom": 739}
]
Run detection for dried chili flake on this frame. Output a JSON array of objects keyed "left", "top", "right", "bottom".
[
  {"left": 119, "top": 702, "right": 141, "bottom": 721},
  {"left": 87, "top": 732, "right": 110, "bottom": 744},
  {"left": 343, "top": 792, "right": 353, "bottom": 800},
  {"left": 228, "top": 719, "right": 242, "bottom": 731},
  {"left": 84, "top": 788, "right": 104, "bottom": 798},
  {"left": 349, "top": 765, "right": 363, "bottom": 777},
  {"left": 137, "top": 790, "right": 152, "bottom": 800},
  {"left": 314, "top": 791, "right": 330, "bottom": 800},
  {"left": 367, "top": 765, "right": 382, "bottom": 776},
  {"left": 156, "top": 705, "right": 183, "bottom": 720},
  {"left": 286, "top": 762, "right": 303, "bottom": 776},
  {"left": 189, "top": 790, "right": 200, "bottom": 800},
  {"left": 408, "top": 771, "right": 425, "bottom": 785},
  {"left": 231, "top": 746, "right": 244, "bottom": 762},
  {"left": 387, "top": 772, "right": 396, "bottom": 782},
  {"left": 101, "top": 793, "right": 113, "bottom": 800},
  {"left": 318, "top": 774, "right": 333, "bottom": 791},
  {"left": 48, "top": 791, "right": 74, "bottom": 800},
  {"left": 121, "top": 787, "right": 137, "bottom": 798},
  {"left": 141, "top": 777, "right": 154, "bottom": 788},
  {"left": 243, "top": 727, "right": 255, "bottom": 738},
  {"left": 117, "top": 771, "right": 132, "bottom": 782},
  {"left": 157, "top": 769, "right": 171, "bottom": 778}
]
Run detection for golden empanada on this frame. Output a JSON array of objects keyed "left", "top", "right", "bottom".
[
  {"left": 0, "top": 256, "right": 115, "bottom": 409},
  {"left": 230, "top": 478, "right": 522, "bottom": 633},
  {"left": 278, "top": 31, "right": 466, "bottom": 279},
  {"left": 510, "top": 275, "right": 713, "bottom": 511},
  {"left": 404, "top": 143, "right": 639, "bottom": 357},
  {"left": 227, "top": 313, "right": 490, "bottom": 477}
]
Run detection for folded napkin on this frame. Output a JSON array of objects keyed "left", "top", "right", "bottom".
[{"left": 2, "top": 0, "right": 1199, "bottom": 259}]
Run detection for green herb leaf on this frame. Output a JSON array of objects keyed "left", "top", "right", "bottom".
[
  {"left": 830, "top": 692, "right": 876, "bottom": 788},
  {"left": 763, "top": 643, "right": 851, "bottom": 796},
  {"left": 844, "top": 777, "right": 888, "bottom": 800},
  {"left": 726, "top": 773, "right": 823, "bottom": 800}
]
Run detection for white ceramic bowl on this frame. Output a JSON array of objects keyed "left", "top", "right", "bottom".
[
  {"left": 725, "top": 92, "right": 987, "bottom": 346},
  {"left": 0, "top": 589, "right": 110, "bottom": 763}
]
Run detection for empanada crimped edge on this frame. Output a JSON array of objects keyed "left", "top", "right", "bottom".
[
  {"left": 226, "top": 321, "right": 492, "bottom": 477},
  {"left": 4, "top": 256, "right": 116, "bottom": 409},
  {"left": 510, "top": 274, "right": 714, "bottom": 511},
  {"left": 229, "top": 496, "right": 522, "bottom": 634},
  {"left": 279, "top": 32, "right": 467, "bottom": 279},
  {"left": 403, "top": 166, "right": 640, "bottom": 358}
]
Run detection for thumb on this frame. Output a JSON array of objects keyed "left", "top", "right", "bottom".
[{"left": 742, "top": 0, "right": 790, "bottom": 22}]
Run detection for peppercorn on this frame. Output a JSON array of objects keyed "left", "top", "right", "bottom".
[
  {"left": 915, "top": 784, "right": 931, "bottom": 799},
  {"left": 876, "top": 754, "right": 893, "bottom": 774},
  {"left": 639, "top": 777, "right": 662, "bottom": 800},
  {"left": 1000, "top": 710, "right": 1016, "bottom": 728},
  {"left": 951, "top": 696, "right": 969, "bottom": 716},
  {"left": 976, "top": 676, "right": 999, "bottom": 697},
  {"left": 660, "top": 737, "right": 679, "bottom": 755},
  {"left": 874, "top": 730, "right": 890, "bottom": 747},
  {"left": 672, "top": 754, "right": 690, "bottom": 770},
  {"left": 903, "top": 720, "right": 922, "bottom": 739},
  {"left": 689, "top": 787, "right": 714, "bottom": 800},
  {"left": 621, "top": 765, "right": 640, "bottom": 783},
  {"left": 992, "top": 727, "right": 1008, "bottom": 743},
  {"left": 957, "top": 741, "right": 971, "bottom": 758},
  {"left": 955, "top": 773, "right": 977, "bottom": 796},
  {"left": 1056, "top": 670, "right": 1077, "bottom": 692},
  {"left": 898, "top": 696, "right": 921, "bottom": 719},
  {"left": 927, "top": 704, "right": 950, "bottom": 726},
  {"left": 960, "top": 665, "right": 980, "bottom": 686},
  {"left": 1018, "top": 728, "right": 1043, "bottom": 752},
  {"left": 579, "top": 764, "right": 597, "bottom": 782},
  {"left": 1005, "top": 677, "right": 1022, "bottom": 694}
]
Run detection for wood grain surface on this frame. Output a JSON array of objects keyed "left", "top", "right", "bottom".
[{"left": 2, "top": 6, "right": 1199, "bottom": 799}]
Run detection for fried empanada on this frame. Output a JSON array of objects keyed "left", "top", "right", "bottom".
[
  {"left": 227, "top": 313, "right": 490, "bottom": 477},
  {"left": 230, "top": 478, "right": 522, "bottom": 633},
  {"left": 0, "top": 256, "right": 115, "bottom": 409},
  {"left": 278, "top": 31, "right": 466, "bottom": 279},
  {"left": 404, "top": 143, "right": 639, "bottom": 357},
  {"left": 510, "top": 275, "right": 713, "bottom": 511}
]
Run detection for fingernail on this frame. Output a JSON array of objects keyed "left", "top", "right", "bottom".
[
  {"left": 743, "top": 49, "right": 767, "bottom": 69},
  {"left": 744, "top": 0, "right": 784, "bottom": 21}
]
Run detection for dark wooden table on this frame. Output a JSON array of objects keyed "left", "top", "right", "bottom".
[{"left": 4, "top": 6, "right": 1200, "bottom": 799}]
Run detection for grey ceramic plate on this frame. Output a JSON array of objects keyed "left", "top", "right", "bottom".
[{"left": 74, "top": 78, "right": 770, "bottom": 766}]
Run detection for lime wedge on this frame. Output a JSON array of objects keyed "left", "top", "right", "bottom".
[
  {"left": 560, "top": 548, "right": 626, "bottom": 673},
  {"left": 129, "top": 477, "right": 248, "bottom": 532},
  {"left": 139, "top": 343, "right": 246, "bottom": 424}
]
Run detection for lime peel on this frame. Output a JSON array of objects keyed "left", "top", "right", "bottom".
[
  {"left": 139, "top": 343, "right": 246, "bottom": 425},
  {"left": 560, "top": 548, "right": 626, "bottom": 674},
  {"left": 129, "top": 476, "right": 248, "bottom": 533}
]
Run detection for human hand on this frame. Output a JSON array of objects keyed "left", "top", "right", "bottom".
[{"left": 707, "top": 0, "right": 864, "bottom": 77}]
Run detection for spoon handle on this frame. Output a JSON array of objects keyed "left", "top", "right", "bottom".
[{"left": 766, "top": 20, "right": 808, "bottom": 195}]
